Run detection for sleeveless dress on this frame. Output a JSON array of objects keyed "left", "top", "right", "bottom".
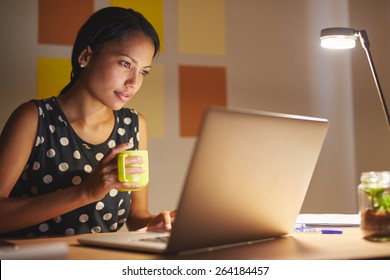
[{"left": 6, "top": 97, "right": 139, "bottom": 237}]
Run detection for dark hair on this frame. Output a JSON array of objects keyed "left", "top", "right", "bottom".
[{"left": 60, "top": 7, "right": 160, "bottom": 95}]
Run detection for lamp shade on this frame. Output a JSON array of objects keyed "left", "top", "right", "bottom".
[
  {"left": 320, "top": 27, "right": 357, "bottom": 49},
  {"left": 320, "top": 27, "right": 390, "bottom": 130}
]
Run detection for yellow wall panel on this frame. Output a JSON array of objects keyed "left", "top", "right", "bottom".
[
  {"left": 37, "top": 58, "right": 72, "bottom": 99},
  {"left": 111, "top": 0, "right": 164, "bottom": 51},
  {"left": 178, "top": 0, "right": 226, "bottom": 55},
  {"left": 125, "top": 64, "right": 165, "bottom": 138}
]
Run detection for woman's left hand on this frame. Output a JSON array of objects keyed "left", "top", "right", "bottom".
[{"left": 137, "top": 210, "right": 176, "bottom": 231}]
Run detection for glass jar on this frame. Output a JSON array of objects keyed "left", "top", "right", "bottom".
[{"left": 358, "top": 171, "right": 390, "bottom": 241}]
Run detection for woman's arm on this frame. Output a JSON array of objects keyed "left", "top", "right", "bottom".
[
  {"left": 126, "top": 113, "right": 176, "bottom": 231},
  {"left": 0, "top": 102, "right": 136, "bottom": 234},
  {"left": 0, "top": 102, "right": 87, "bottom": 233},
  {"left": 127, "top": 113, "right": 154, "bottom": 230}
]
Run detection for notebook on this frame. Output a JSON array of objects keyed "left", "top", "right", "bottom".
[{"left": 78, "top": 107, "right": 329, "bottom": 254}]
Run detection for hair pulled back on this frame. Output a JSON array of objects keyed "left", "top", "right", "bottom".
[{"left": 60, "top": 7, "right": 160, "bottom": 95}]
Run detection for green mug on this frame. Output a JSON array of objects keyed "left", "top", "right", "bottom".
[{"left": 117, "top": 150, "right": 149, "bottom": 191}]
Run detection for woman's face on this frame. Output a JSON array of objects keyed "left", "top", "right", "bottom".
[{"left": 80, "top": 33, "right": 155, "bottom": 110}]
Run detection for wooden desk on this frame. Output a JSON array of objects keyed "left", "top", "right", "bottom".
[{"left": 3, "top": 228, "right": 390, "bottom": 260}]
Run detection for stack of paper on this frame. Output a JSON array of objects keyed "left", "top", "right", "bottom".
[{"left": 295, "top": 213, "right": 360, "bottom": 227}]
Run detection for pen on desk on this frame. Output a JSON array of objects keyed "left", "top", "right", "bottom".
[
  {"left": 321, "top": 229, "right": 343, "bottom": 234},
  {"left": 294, "top": 227, "right": 343, "bottom": 234}
]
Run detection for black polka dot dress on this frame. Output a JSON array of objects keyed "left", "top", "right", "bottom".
[{"left": 6, "top": 97, "right": 139, "bottom": 237}]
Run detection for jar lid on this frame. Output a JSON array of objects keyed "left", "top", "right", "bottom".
[{"left": 361, "top": 171, "right": 390, "bottom": 187}]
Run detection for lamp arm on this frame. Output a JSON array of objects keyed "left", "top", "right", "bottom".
[{"left": 358, "top": 30, "right": 390, "bottom": 129}]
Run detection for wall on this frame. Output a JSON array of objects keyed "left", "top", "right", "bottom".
[{"left": 1, "top": 0, "right": 390, "bottom": 215}]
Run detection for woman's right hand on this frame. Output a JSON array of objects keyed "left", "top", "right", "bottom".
[{"left": 80, "top": 142, "right": 141, "bottom": 202}]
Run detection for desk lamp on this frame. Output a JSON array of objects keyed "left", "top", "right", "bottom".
[{"left": 320, "top": 27, "right": 390, "bottom": 129}]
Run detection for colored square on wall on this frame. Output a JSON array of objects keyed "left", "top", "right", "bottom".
[
  {"left": 37, "top": 57, "right": 72, "bottom": 99},
  {"left": 125, "top": 64, "right": 165, "bottom": 138},
  {"left": 38, "top": 0, "right": 93, "bottom": 45},
  {"left": 178, "top": 0, "right": 226, "bottom": 55},
  {"left": 179, "top": 65, "right": 227, "bottom": 137},
  {"left": 111, "top": 0, "right": 164, "bottom": 51}
]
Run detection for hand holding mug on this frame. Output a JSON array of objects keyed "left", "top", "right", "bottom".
[{"left": 117, "top": 150, "right": 149, "bottom": 191}]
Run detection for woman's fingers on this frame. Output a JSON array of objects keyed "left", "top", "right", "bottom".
[
  {"left": 146, "top": 210, "right": 176, "bottom": 231},
  {"left": 100, "top": 142, "right": 132, "bottom": 163}
]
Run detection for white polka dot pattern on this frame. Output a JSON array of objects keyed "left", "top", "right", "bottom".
[
  {"left": 33, "top": 162, "right": 40, "bottom": 170},
  {"left": 72, "top": 176, "right": 82, "bottom": 185},
  {"left": 43, "top": 175, "right": 53, "bottom": 184},
  {"left": 118, "top": 128, "right": 126, "bottom": 136},
  {"left": 39, "top": 223, "right": 49, "bottom": 232},
  {"left": 8, "top": 98, "right": 138, "bottom": 237},
  {"left": 60, "top": 137, "right": 69, "bottom": 146},
  {"left": 109, "top": 189, "right": 118, "bottom": 197},
  {"left": 103, "top": 213, "right": 112, "bottom": 220},
  {"left": 35, "top": 136, "right": 44, "bottom": 146},
  {"left": 84, "top": 165, "right": 92, "bottom": 173},
  {"left": 59, "top": 162, "right": 69, "bottom": 172},
  {"left": 46, "top": 149, "right": 56, "bottom": 158},
  {"left": 124, "top": 117, "right": 131, "bottom": 125},
  {"left": 91, "top": 226, "right": 102, "bottom": 233},
  {"left": 110, "top": 223, "right": 118, "bottom": 230},
  {"left": 65, "top": 228, "right": 75, "bottom": 236},
  {"left": 79, "top": 214, "right": 89, "bottom": 223},
  {"left": 95, "top": 153, "right": 104, "bottom": 161},
  {"left": 96, "top": 201, "right": 105, "bottom": 210},
  {"left": 108, "top": 140, "right": 116, "bottom": 148},
  {"left": 73, "top": 150, "right": 81, "bottom": 159}
]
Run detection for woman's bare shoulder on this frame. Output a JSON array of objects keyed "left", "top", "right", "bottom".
[
  {"left": 2, "top": 101, "right": 38, "bottom": 130},
  {"left": 0, "top": 101, "right": 39, "bottom": 197},
  {"left": 1, "top": 101, "right": 39, "bottom": 142}
]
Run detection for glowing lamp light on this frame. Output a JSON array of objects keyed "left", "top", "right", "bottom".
[{"left": 320, "top": 27, "right": 390, "bottom": 129}]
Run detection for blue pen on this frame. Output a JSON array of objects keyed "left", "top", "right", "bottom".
[
  {"left": 294, "top": 227, "right": 343, "bottom": 234},
  {"left": 320, "top": 229, "right": 343, "bottom": 234}
]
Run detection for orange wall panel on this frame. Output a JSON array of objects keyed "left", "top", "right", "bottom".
[
  {"left": 179, "top": 65, "right": 227, "bottom": 137},
  {"left": 38, "top": 0, "right": 94, "bottom": 45}
]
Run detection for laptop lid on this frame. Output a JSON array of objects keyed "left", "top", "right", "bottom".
[
  {"left": 166, "top": 107, "right": 328, "bottom": 252},
  {"left": 78, "top": 107, "right": 328, "bottom": 254}
]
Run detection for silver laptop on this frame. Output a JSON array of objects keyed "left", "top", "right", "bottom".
[{"left": 78, "top": 107, "right": 329, "bottom": 254}]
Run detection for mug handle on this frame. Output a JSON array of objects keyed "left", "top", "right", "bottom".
[{"left": 118, "top": 153, "right": 129, "bottom": 183}]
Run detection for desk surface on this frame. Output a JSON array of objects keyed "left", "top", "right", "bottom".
[{"left": 3, "top": 228, "right": 390, "bottom": 260}]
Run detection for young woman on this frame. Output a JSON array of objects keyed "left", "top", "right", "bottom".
[{"left": 0, "top": 7, "right": 175, "bottom": 237}]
